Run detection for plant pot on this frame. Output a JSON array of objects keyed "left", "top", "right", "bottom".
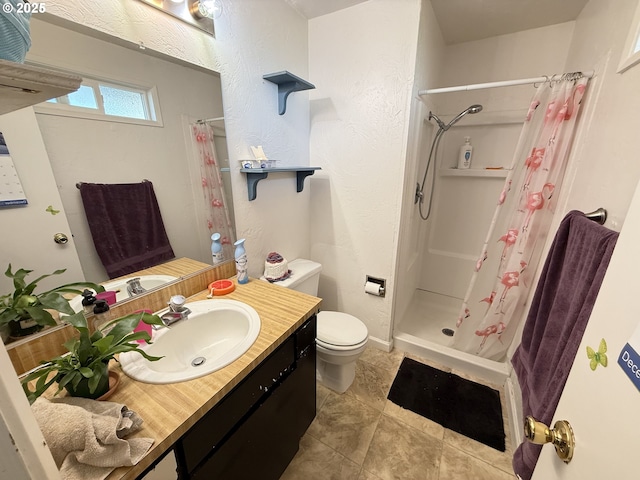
[
  {"left": 8, "top": 318, "right": 43, "bottom": 338},
  {"left": 96, "top": 371, "right": 121, "bottom": 401},
  {"left": 62, "top": 361, "right": 110, "bottom": 400}
]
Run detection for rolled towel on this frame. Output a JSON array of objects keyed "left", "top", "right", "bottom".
[{"left": 31, "top": 397, "right": 154, "bottom": 480}]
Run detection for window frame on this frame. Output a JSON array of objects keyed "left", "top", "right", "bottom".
[
  {"left": 618, "top": 0, "right": 640, "bottom": 73},
  {"left": 34, "top": 72, "right": 164, "bottom": 127}
]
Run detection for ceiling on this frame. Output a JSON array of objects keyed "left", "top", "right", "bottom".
[{"left": 287, "top": 0, "right": 589, "bottom": 45}]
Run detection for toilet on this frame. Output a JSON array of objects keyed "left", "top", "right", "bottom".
[{"left": 262, "top": 258, "right": 369, "bottom": 393}]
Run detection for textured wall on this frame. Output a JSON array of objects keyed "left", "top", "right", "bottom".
[
  {"left": 41, "top": 0, "right": 219, "bottom": 72},
  {"left": 214, "top": 0, "right": 312, "bottom": 277},
  {"left": 309, "top": 0, "right": 422, "bottom": 344},
  {"left": 555, "top": 0, "right": 640, "bottom": 229}
]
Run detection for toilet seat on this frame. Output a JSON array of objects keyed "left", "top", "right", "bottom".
[{"left": 316, "top": 311, "right": 368, "bottom": 349}]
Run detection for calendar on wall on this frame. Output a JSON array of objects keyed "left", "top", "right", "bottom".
[{"left": 0, "top": 132, "right": 28, "bottom": 207}]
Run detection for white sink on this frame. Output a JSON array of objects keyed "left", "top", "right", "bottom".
[
  {"left": 68, "top": 274, "right": 177, "bottom": 312},
  {"left": 119, "top": 299, "right": 261, "bottom": 384}
]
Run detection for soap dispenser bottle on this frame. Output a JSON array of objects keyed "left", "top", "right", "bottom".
[
  {"left": 458, "top": 136, "right": 473, "bottom": 169},
  {"left": 234, "top": 238, "right": 249, "bottom": 284},
  {"left": 211, "top": 233, "right": 224, "bottom": 265}
]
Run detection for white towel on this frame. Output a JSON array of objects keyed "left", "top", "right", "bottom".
[{"left": 32, "top": 397, "right": 154, "bottom": 480}]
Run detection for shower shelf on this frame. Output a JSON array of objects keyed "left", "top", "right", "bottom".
[
  {"left": 440, "top": 168, "right": 509, "bottom": 178},
  {"left": 240, "top": 166, "right": 321, "bottom": 201}
]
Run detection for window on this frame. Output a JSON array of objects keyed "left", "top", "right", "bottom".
[
  {"left": 37, "top": 76, "right": 162, "bottom": 126},
  {"left": 618, "top": 0, "right": 640, "bottom": 73}
]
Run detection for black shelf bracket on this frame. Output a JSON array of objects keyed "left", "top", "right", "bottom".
[{"left": 263, "top": 71, "right": 315, "bottom": 115}]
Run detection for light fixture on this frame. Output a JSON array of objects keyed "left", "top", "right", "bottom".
[
  {"left": 190, "top": 0, "right": 222, "bottom": 20},
  {"left": 136, "top": 0, "right": 215, "bottom": 36}
]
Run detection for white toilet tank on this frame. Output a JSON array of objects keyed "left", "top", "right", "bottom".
[{"left": 273, "top": 259, "right": 322, "bottom": 296}]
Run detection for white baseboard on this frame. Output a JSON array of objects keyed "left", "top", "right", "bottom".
[{"left": 366, "top": 336, "right": 393, "bottom": 352}]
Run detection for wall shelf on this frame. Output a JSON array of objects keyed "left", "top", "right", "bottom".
[
  {"left": 0, "top": 59, "right": 82, "bottom": 115},
  {"left": 263, "top": 71, "right": 315, "bottom": 115},
  {"left": 440, "top": 168, "right": 509, "bottom": 178},
  {"left": 240, "top": 166, "right": 321, "bottom": 201}
]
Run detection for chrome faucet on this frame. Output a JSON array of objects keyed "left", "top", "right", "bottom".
[
  {"left": 160, "top": 295, "right": 192, "bottom": 327},
  {"left": 126, "top": 277, "right": 147, "bottom": 297}
]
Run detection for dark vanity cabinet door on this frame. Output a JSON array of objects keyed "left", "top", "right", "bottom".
[{"left": 174, "top": 315, "right": 317, "bottom": 480}]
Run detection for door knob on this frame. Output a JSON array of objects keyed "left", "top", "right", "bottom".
[
  {"left": 53, "top": 233, "right": 69, "bottom": 244},
  {"left": 524, "top": 416, "right": 575, "bottom": 463}
]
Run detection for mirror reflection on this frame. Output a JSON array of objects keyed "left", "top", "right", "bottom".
[
  {"left": 30, "top": 17, "right": 234, "bottom": 279},
  {"left": 4, "top": 17, "right": 235, "bottom": 294}
]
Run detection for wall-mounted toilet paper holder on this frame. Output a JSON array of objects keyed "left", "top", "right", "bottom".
[{"left": 365, "top": 276, "right": 386, "bottom": 297}]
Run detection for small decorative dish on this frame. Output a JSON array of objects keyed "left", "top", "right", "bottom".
[{"left": 208, "top": 279, "right": 235, "bottom": 297}]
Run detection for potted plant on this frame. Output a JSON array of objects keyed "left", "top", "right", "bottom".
[
  {"left": 0, "top": 264, "right": 106, "bottom": 339},
  {"left": 21, "top": 310, "right": 164, "bottom": 403}
]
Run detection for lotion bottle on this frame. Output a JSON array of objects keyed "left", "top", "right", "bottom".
[{"left": 458, "top": 136, "right": 473, "bottom": 169}]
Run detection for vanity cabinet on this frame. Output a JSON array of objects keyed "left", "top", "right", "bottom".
[{"left": 172, "top": 315, "right": 317, "bottom": 480}]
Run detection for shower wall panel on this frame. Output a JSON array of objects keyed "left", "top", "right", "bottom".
[{"left": 419, "top": 173, "right": 506, "bottom": 299}]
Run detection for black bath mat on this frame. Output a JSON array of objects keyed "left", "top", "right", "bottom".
[{"left": 387, "top": 357, "right": 505, "bottom": 451}]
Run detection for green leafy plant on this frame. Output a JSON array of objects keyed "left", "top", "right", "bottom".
[
  {"left": 21, "top": 311, "right": 164, "bottom": 403},
  {"left": 0, "top": 264, "right": 106, "bottom": 336}
]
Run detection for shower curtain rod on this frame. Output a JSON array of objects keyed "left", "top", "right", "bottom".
[
  {"left": 418, "top": 70, "right": 594, "bottom": 95},
  {"left": 197, "top": 116, "right": 225, "bottom": 124}
]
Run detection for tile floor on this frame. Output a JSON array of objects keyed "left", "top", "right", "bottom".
[{"left": 280, "top": 348, "right": 517, "bottom": 480}]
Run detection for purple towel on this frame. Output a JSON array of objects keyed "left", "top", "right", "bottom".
[
  {"left": 79, "top": 181, "right": 175, "bottom": 279},
  {"left": 511, "top": 210, "right": 618, "bottom": 480}
]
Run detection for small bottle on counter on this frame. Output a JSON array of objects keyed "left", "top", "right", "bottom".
[
  {"left": 234, "top": 238, "right": 249, "bottom": 284},
  {"left": 211, "top": 233, "right": 224, "bottom": 265},
  {"left": 92, "top": 299, "right": 110, "bottom": 332},
  {"left": 81, "top": 289, "right": 97, "bottom": 316}
]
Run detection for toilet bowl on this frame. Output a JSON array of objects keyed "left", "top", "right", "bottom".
[
  {"left": 260, "top": 258, "right": 369, "bottom": 393},
  {"left": 315, "top": 310, "right": 368, "bottom": 393}
]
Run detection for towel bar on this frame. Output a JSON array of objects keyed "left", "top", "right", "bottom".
[
  {"left": 584, "top": 208, "right": 607, "bottom": 225},
  {"left": 76, "top": 179, "right": 151, "bottom": 189}
]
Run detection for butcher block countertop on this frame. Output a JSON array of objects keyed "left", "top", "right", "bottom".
[{"left": 105, "top": 278, "right": 321, "bottom": 480}]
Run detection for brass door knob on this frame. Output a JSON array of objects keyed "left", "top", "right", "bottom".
[
  {"left": 53, "top": 233, "right": 69, "bottom": 244},
  {"left": 524, "top": 416, "right": 575, "bottom": 463}
]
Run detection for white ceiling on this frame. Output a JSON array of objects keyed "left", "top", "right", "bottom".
[
  {"left": 431, "top": 0, "right": 589, "bottom": 44},
  {"left": 287, "top": 0, "right": 590, "bottom": 45}
]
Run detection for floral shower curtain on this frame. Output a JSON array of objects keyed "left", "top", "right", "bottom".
[
  {"left": 190, "top": 122, "right": 235, "bottom": 262},
  {"left": 452, "top": 73, "right": 589, "bottom": 360}
]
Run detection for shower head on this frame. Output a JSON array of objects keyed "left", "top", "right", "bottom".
[
  {"left": 430, "top": 104, "right": 483, "bottom": 131},
  {"left": 428, "top": 111, "right": 446, "bottom": 130}
]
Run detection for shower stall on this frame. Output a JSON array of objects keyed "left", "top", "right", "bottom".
[
  {"left": 394, "top": 91, "right": 519, "bottom": 384},
  {"left": 393, "top": 71, "right": 592, "bottom": 385}
]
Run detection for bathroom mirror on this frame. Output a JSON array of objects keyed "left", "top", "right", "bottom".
[{"left": 0, "top": 16, "right": 235, "bottom": 344}]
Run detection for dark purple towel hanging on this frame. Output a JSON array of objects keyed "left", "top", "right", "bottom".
[
  {"left": 510, "top": 210, "right": 618, "bottom": 480},
  {"left": 79, "top": 181, "right": 175, "bottom": 278}
]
